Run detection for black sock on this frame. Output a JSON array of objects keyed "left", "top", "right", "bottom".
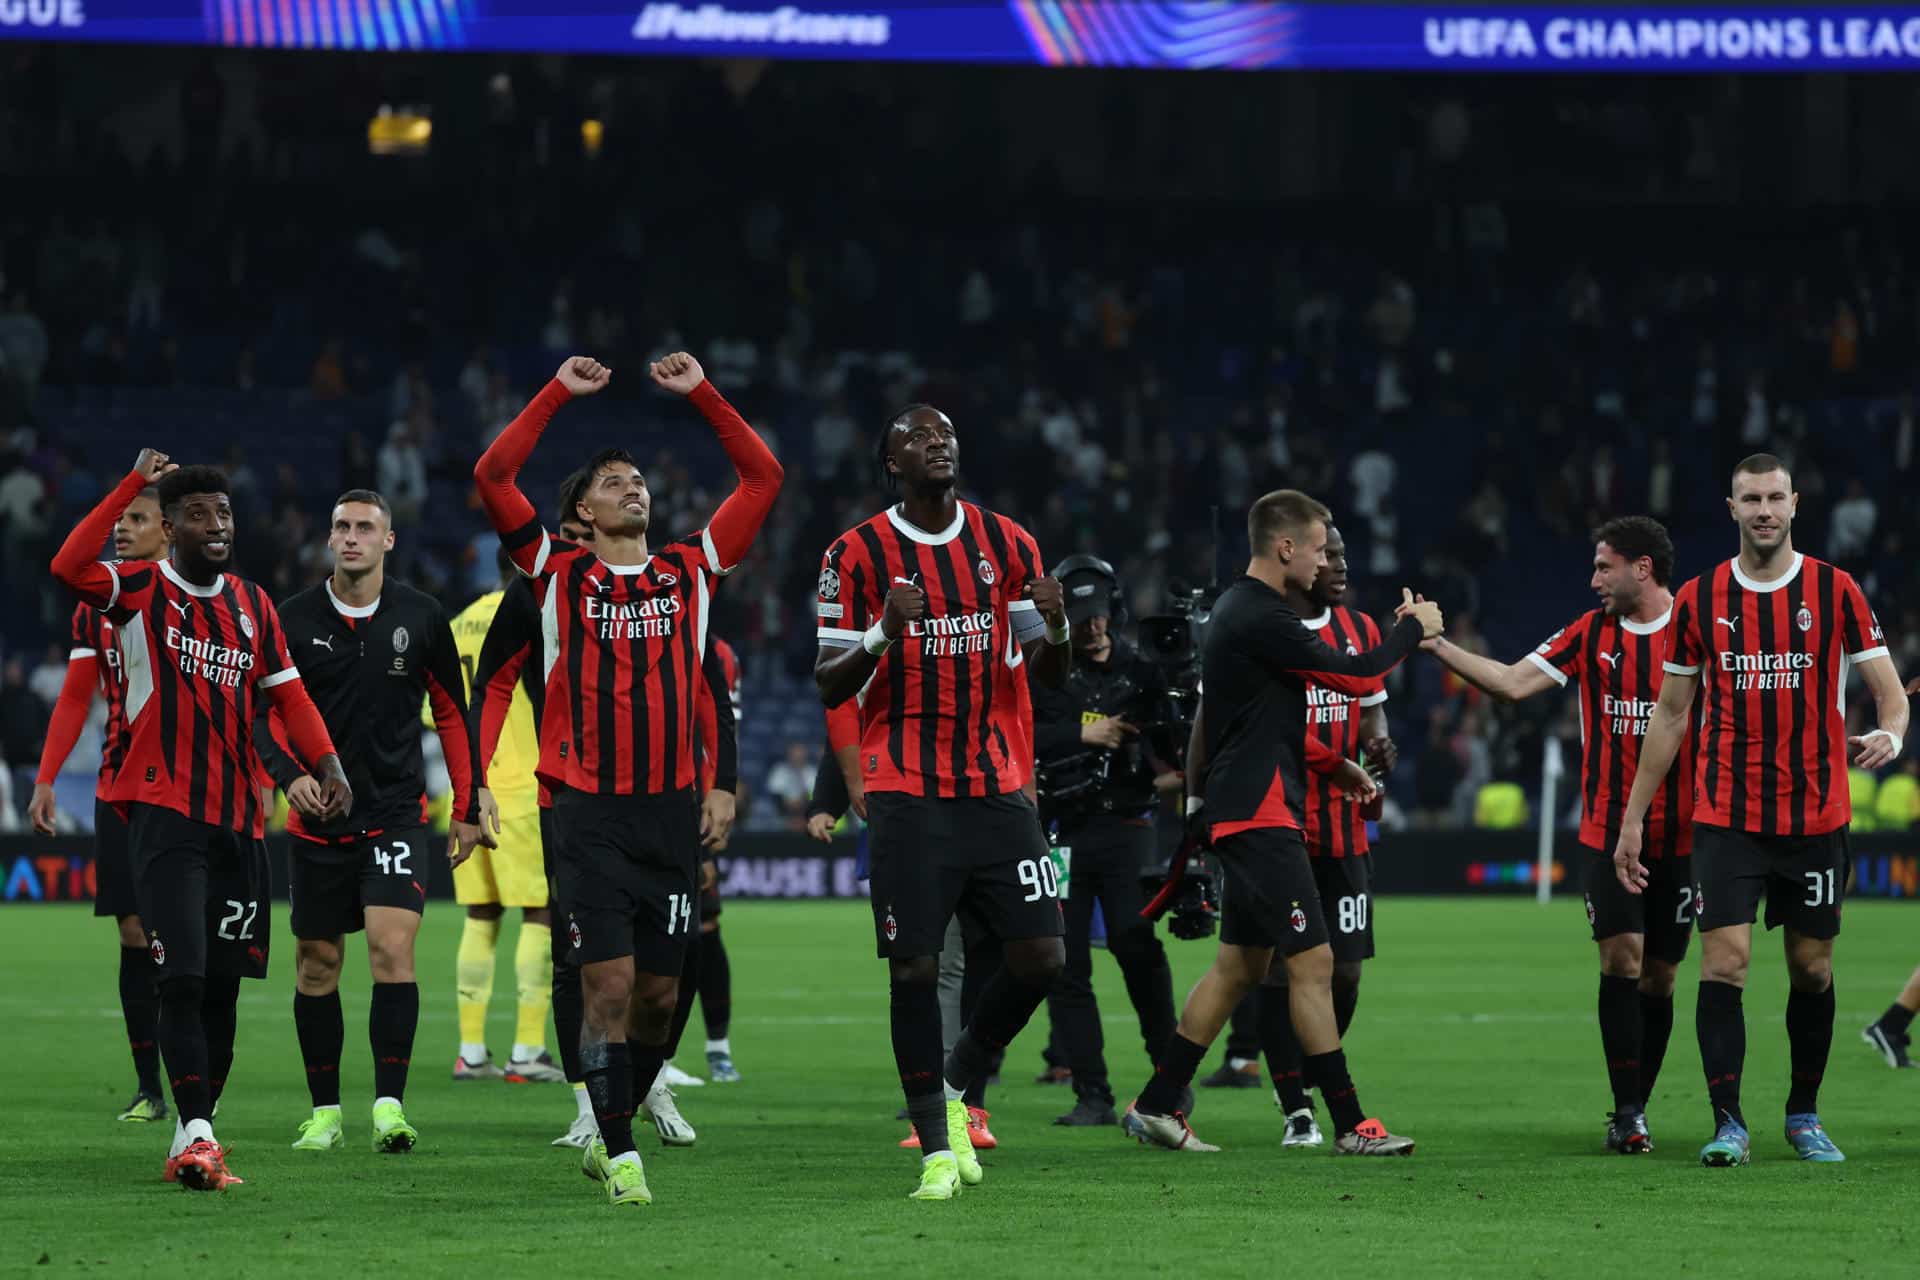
[
  {"left": 1305, "top": 1048, "right": 1366, "bottom": 1136},
  {"left": 1785, "top": 982, "right": 1836, "bottom": 1115},
  {"left": 891, "top": 977, "right": 948, "bottom": 1153},
  {"left": 156, "top": 975, "right": 211, "bottom": 1125},
  {"left": 369, "top": 982, "right": 419, "bottom": 1102},
  {"left": 1333, "top": 980, "right": 1360, "bottom": 1039},
  {"left": 1696, "top": 980, "right": 1746, "bottom": 1129},
  {"left": 552, "top": 954, "right": 583, "bottom": 1083},
  {"left": 699, "top": 929, "right": 732, "bottom": 1042},
  {"left": 1258, "top": 986, "right": 1311, "bottom": 1114},
  {"left": 1639, "top": 991, "right": 1674, "bottom": 1103},
  {"left": 119, "top": 944, "right": 163, "bottom": 1094},
  {"left": 581, "top": 1035, "right": 635, "bottom": 1155},
  {"left": 201, "top": 975, "right": 241, "bottom": 1109},
  {"left": 1138, "top": 1032, "right": 1208, "bottom": 1116},
  {"left": 1881, "top": 1002, "right": 1916, "bottom": 1038},
  {"left": 1598, "top": 974, "right": 1643, "bottom": 1111},
  {"left": 628, "top": 1037, "right": 668, "bottom": 1102},
  {"left": 945, "top": 966, "right": 1049, "bottom": 1096},
  {"left": 294, "top": 991, "right": 344, "bottom": 1107}
]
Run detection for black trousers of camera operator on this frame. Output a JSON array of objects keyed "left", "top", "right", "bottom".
[{"left": 1048, "top": 814, "right": 1177, "bottom": 1106}]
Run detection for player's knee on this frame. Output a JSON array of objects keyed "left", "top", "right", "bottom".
[
  {"left": 1786, "top": 951, "right": 1832, "bottom": 993},
  {"left": 1639, "top": 962, "right": 1678, "bottom": 998},
  {"left": 1331, "top": 961, "right": 1364, "bottom": 992},
  {"left": 1284, "top": 944, "right": 1335, "bottom": 988},
  {"left": 366, "top": 937, "right": 415, "bottom": 983},
  {"left": 1008, "top": 937, "right": 1065, "bottom": 986},
  {"left": 1597, "top": 936, "right": 1644, "bottom": 980},
  {"left": 467, "top": 903, "right": 504, "bottom": 923},
  {"left": 889, "top": 955, "right": 940, "bottom": 988},
  {"left": 296, "top": 942, "right": 342, "bottom": 991},
  {"left": 524, "top": 906, "right": 551, "bottom": 927}
]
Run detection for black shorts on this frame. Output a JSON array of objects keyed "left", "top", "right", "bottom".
[
  {"left": 93, "top": 797, "right": 138, "bottom": 920},
  {"left": 865, "top": 790, "right": 1062, "bottom": 960},
  {"left": 1214, "top": 827, "right": 1329, "bottom": 957},
  {"left": 288, "top": 826, "right": 431, "bottom": 940},
  {"left": 552, "top": 788, "right": 702, "bottom": 972},
  {"left": 1692, "top": 824, "right": 1850, "bottom": 940},
  {"left": 124, "top": 802, "right": 271, "bottom": 981},
  {"left": 1311, "top": 852, "right": 1375, "bottom": 963},
  {"left": 1583, "top": 848, "right": 1695, "bottom": 965}
]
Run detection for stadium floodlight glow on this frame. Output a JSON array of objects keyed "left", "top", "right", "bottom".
[{"left": 18, "top": 3, "right": 1920, "bottom": 72}]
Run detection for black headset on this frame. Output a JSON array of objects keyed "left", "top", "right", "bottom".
[{"left": 1051, "top": 553, "right": 1128, "bottom": 628}]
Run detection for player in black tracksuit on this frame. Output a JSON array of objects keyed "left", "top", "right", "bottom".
[
  {"left": 1124, "top": 489, "right": 1441, "bottom": 1156},
  {"left": 255, "top": 490, "right": 489, "bottom": 1151}
]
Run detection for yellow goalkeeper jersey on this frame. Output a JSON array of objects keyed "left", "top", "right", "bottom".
[{"left": 431, "top": 589, "right": 541, "bottom": 811}]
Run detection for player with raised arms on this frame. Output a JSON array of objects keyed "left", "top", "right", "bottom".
[{"left": 475, "top": 353, "right": 782, "bottom": 1208}]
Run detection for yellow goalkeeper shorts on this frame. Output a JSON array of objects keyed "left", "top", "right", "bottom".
[{"left": 453, "top": 804, "right": 549, "bottom": 908}]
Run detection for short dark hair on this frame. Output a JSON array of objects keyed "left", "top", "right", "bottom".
[
  {"left": 555, "top": 467, "right": 590, "bottom": 528},
  {"left": 1247, "top": 489, "right": 1332, "bottom": 556},
  {"left": 877, "top": 403, "right": 936, "bottom": 490},
  {"left": 1593, "top": 515, "right": 1675, "bottom": 586},
  {"left": 332, "top": 488, "right": 392, "bottom": 520},
  {"left": 583, "top": 447, "right": 641, "bottom": 483},
  {"left": 155, "top": 465, "right": 230, "bottom": 519},
  {"left": 1732, "top": 452, "right": 1792, "bottom": 490}
]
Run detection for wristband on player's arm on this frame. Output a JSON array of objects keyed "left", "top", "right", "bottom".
[
  {"left": 862, "top": 622, "right": 893, "bottom": 656},
  {"left": 1864, "top": 729, "right": 1904, "bottom": 757}
]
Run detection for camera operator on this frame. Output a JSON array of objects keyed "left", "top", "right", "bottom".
[{"left": 1032, "top": 556, "right": 1181, "bottom": 1127}]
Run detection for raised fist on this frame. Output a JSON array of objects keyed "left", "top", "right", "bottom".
[
  {"left": 555, "top": 356, "right": 612, "bottom": 397},
  {"left": 649, "top": 351, "right": 706, "bottom": 396}
]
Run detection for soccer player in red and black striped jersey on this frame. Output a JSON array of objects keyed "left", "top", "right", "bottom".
[
  {"left": 51, "top": 450, "right": 350, "bottom": 1191},
  {"left": 1616, "top": 454, "right": 1908, "bottom": 1167},
  {"left": 254, "top": 488, "right": 493, "bottom": 1156},
  {"left": 1427, "top": 516, "right": 1691, "bottom": 1154},
  {"left": 475, "top": 353, "right": 781, "bottom": 1207},
  {"left": 30, "top": 486, "right": 170, "bottom": 1123},
  {"left": 1255, "top": 524, "right": 1397, "bottom": 1148},
  {"left": 1126, "top": 490, "right": 1439, "bottom": 1157},
  {"left": 814, "top": 403, "right": 1071, "bottom": 1202}
]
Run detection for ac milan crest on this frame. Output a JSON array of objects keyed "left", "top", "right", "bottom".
[
  {"left": 149, "top": 935, "right": 166, "bottom": 966},
  {"left": 977, "top": 558, "right": 996, "bottom": 586},
  {"left": 1585, "top": 897, "right": 1597, "bottom": 927},
  {"left": 568, "top": 919, "right": 582, "bottom": 950},
  {"left": 883, "top": 911, "right": 899, "bottom": 942},
  {"left": 237, "top": 611, "right": 255, "bottom": 639},
  {"left": 1796, "top": 605, "right": 1813, "bottom": 633},
  {"left": 1289, "top": 903, "right": 1308, "bottom": 934}
]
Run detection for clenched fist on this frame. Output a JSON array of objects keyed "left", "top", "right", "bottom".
[
  {"left": 1027, "top": 576, "right": 1066, "bottom": 630},
  {"left": 556, "top": 356, "right": 612, "bottom": 397},
  {"left": 650, "top": 351, "right": 706, "bottom": 396},
  {"left": 134, "top": 448, "right": 178, "bottom": 485},
  {"left": 882, "top": 577, "right": 926, "bottom": 640}
]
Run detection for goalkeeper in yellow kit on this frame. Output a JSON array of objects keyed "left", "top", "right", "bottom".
[{"left": 439, "top": 549, "right": 563, "bottom": 1083}]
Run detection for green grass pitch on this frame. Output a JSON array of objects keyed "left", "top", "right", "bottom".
[{"left": 3, "top": 897, "right": 1916, "bottom": 1277}]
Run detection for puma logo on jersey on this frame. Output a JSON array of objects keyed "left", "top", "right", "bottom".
[
  {"left": 1715, "top": 615, "right": 1738, "bottom": 630},
  {"left": 311, "top": 636, "right": 335, "bottom": 652},
  {"left": 170, "top": 600, "right": 190, "bottom": 617},
  {"left": 1598, "top": 652, "right": 1619, "bottom": 668}
]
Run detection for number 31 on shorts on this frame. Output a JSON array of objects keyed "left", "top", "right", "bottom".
[{"left": 1018, "top": 858, "right": 1059, "bottom": 902}]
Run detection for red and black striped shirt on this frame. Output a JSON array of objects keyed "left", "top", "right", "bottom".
[
  {"left": 816, "top": 502, "right": 1047, "bottom": 798},
  {"left": 1666, "top": 554, "right": 1885, "bottom": 837},
  {"left": 1300, "top": 606, "right": 1388, "bottom": 859},
  {"left": 1530, "top": 606, "right": 1694, "bottom": 858},
  {"left": 474, "top": 377, "right": 783, "bottom": 799},
  {"left": 103, "top": 558, "right": 299, "bottom": 834},
  {"left": 696, "top": 635, "right": 742, "bottom": 795}
]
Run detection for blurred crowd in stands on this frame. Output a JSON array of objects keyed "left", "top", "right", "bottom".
[{"left": 3, "top": 45, "right": 1917, "bottom": 833}]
